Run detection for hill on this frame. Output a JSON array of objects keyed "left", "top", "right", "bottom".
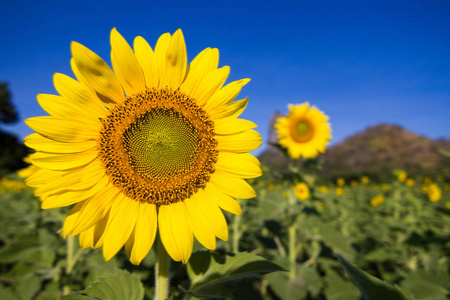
[{"left": 258, "top": 116, "right": 450, "bottom": 181}]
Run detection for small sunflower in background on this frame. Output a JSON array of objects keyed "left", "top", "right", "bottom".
[
  {"left": 24, "top": 28, "right": 262, "bottom": 265},
  {"left": 405, "top": 178, "right": 415, "bottom": 187},
  {"left": 335, "top": 187, "right": 343, "bottom": 196},
  {"left": 275, "top": 103, "right": 331, "bottom": 159},
  {"left": 361, "top": 176, "right": 370, "bottom": 185},
  {"left": 336, "top": 177, "right": 345, "bottom": 187},
  {"left": 370, "top": 194, "right": 384, "bottom": 207},
  {"left": 427, "top": 184, "right": 442, "bottom": 202},
  {"left": 397, "top": 170, "right": 407, "bottom": 182},
  {"left": 295, "top": 182, "right": 310, "bottom": 200}
]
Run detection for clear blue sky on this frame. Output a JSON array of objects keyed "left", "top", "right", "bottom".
[{"left": 1, "top": 0, "right": 449, "bottom": 156}]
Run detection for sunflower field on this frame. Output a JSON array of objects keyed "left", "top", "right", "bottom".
[{"left": 0, "top": 170, "right": 449, "bottom": 300}]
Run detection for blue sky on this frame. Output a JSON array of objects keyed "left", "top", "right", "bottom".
[{"left": 1, "top": 0, "right": 449, "bottom": 156}]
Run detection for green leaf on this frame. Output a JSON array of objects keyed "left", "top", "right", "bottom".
[
  {"left": 61, "top": 268, "right": 144, "bottom": 300},
  {"left": 325, "top": 270, "right": 360, "bottom": 300},
  {"left": 336, "top": 254, "right": 412, "bottom": 300},
  {"left": 187, "top": 251, "right": 284, "bottom": 298},
  {"left": 15, "top": 273, "right": 41, "bottom": 300},
  {"left": 0, "top": 235, "right": 40, "bottom": 263},
  {"left": 399, "top": 270, "right": 449, "bottom": 300}
]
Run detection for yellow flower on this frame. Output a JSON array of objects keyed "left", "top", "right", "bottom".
[
  {"left": 24, "top": 28, "right": 262, "bottom": 265},
  {"left": 335, "top": 187, "right": 343, "bottom": 196},
  {"left": 370, "top": 194, "right": 384, "bottom": 207},
  {"left": 361, "top": 176, "right": 370, "bottom": 185},
  {"left": 350, "top": 180, "right": 358, "bottom": 187},
  {"left": 405, "top": 178, "right": 415, "bottom": 187},
  {"left": 274, "top": 103, "right": 331, "bottom": 159},
  {"left": 446, "top": 201, "right": 450, "bottom": 210},
  {"left": 397, "top": 170, "right": 407, "bottom": 182},
  {"left": 427, "top": 184, "right": 441, "bottom": 202},
  {"left": 0, "top": 178, "right": 29, "bottom": 194},
  {"left": 295, "top": 182, "right": 310, "bottom": 200},
  {"left": 317, "top": 185, "right": 329, "bottom": 194},
  {"left": 336, "top": 177, "right": 345, "bottom": 187},
  {"left": 381, "top": 184, "right": 390, "bottom": 193}
]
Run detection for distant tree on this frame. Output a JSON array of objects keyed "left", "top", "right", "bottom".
[
  {"left": 0, "top": 82, "right": 29, "bottom": 177},
  {"left": 0, "top": 83, "right": 18, "bottom": 124}
]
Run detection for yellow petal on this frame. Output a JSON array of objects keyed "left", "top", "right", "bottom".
[
  {"left": 110, "top": 28, "right": 146, "bottom": 96},
  {"left": 163, "top": 29, "right": 187, "bottom": 89},
  {"left": 204, "top": 183, "right": 242, "bottom": 215},
  {"left": 38, "top": 93, "right": 99, "bottom": 126},
  {"left": 103, "top": 196, "right": 139, "bottom": 261},
  {"left": 158, "top": 202, "right": 193, "bottom": 263},
  {"left": 185, "top": 192, "right": 216, "bottom": 250},
  {"left": 215, "top": 152, "right": 261, "bottom": 179},
  {"left": 134, "top": 36, "right": 159, "bottom": 88},
  {"left": 79, "top": 226, "right": 95, "bottom": 249},
  {"left": 71, "top": 185, "right": 119, "bottom": 236},
  {"left": 186, "top": 189, "right": 228, "bottom": 242},
  {"left": 93, "top": 211, "right": 110, "bottom": 249},
  {"left": 30, "top": 150, "right": 97, "bottom": 171},
  {"left": 154, "top": 32, "right": 171, "bottom": 88},
  {"left": 34, "top": 160, "right": 104, "bottom": 196},
  {"left": 216, "top": 129, "right": 262, "bottom": 153},
  {"left": 204, "top": 78, "right": 250, "bottom": 112},
  {"left": 180, "top": 48, "right": 218, "bottom": 96},
  {"left": 25, "top": 116, "right": 98, "bottom": 142},
  {"left": 26, "top": 168, "right": 63, "bottom": 187},
  {"left": 214, "top": 118, "right": 257, "bottom": 135},
  {"left": 210, "top": 98, "right": 248, "bottom": 120},
  {"left": 210, "top": 172, "right": 256, "bottom": 199},
  {"left": 53, "top": 73, "right": 106, "bottom": 117},
  {"left": 41, "top": 175, "right": 109, "bottom": 209},
  {"left": 125, "top": 203, "right": 157, "bottom": 265},
  {"left": 25, "top": 133, "right": 96, "bottom": 154},
  {"left": 62, "top": 201, "right": 85, "bottom": 238},
  {"left": 192, "top": 66, "right": 230, "bottom": 107},
  {"left": 71, "top": 41, "right": 124, "bottom": 104}
]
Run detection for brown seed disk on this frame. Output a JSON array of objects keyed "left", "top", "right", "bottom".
[{"left": 97, "top": 87, "right": 218, "bottom": 205}]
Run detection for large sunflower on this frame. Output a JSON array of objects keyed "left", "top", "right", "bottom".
[
  {"left": 275, "top": 103, "right": 331, "bottom": 159},
  {"left": 24, "top": 28, "right": 262, "bottom": 265}
]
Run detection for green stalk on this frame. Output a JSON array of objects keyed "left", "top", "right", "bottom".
[
  {"left": 62, "top": 235, "right": 75, "bottom": 295},
  {"left": 154, "top": 235, "right": 170, "bottom": 300},
  {"left": 232, "top": 212, "right": 242, "bottom": 253},
  {"left": 288, "top": 189, "right": 297, "bottom": 280}
]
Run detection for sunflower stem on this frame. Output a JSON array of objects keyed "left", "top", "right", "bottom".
[
  {"left": 288, "top": 188, "right": 297, "bottom": 280},
  {"left": 63, "top": 235, "right": 75, "bottom": 295},
  {"left": 232, "top": 212, "right": 242, "bottom": 253},
  {"left": 155, "top": 235, "right": 170, "bottom": 300}
]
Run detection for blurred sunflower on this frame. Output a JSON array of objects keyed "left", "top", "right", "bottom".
[
  {"left": 370, "top": 194, "right": 384, "bottom": 207},
  {"left": 361, "top": 176, "right": 370, "bottom": 185},
  {"left": 275, "top": 103, "right": 331, "bottom": 159},
  {"left": 24, "top": 28, "right": 262, "bottom": 265},
  {"left": 295, "top": 182, "right": 310, "bottom": 200},
  {"left": 427, "top": 184, "right": 442, "bottom": 202}
]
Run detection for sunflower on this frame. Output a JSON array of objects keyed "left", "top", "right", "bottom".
[
  {"left": 275, "top": 103, "right": 331, "bottom": 159},
  {"left": 294, "top": 182, "right": 310, "bottom": 200},
  {"left": 24, "top": 28, "right": 262, "bottom": 265}
]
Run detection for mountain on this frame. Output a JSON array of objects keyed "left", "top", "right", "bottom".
[{"left": 258, "top": 115, "right": 450, "bottom": 181}]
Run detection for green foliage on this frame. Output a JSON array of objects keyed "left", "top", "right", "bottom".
[
  {"left": 187, "top": 251, "right": 284, "bottom": 298},
  {"left": 1, "top": 172, "right": 449, "bottom": 299},
  {"left": 61, "top": 268, "right": 144, "bottom": 300},
  {"left": 336, "top": 254, "right": 411, "bottom": 300}
]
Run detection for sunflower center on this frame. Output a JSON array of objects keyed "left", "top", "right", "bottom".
[
  {"left": 291, "top": 120, "right": 314, "bottom": 143},
  {"left": 98, "top": 87, "right": 218, "bottom": 206}
]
